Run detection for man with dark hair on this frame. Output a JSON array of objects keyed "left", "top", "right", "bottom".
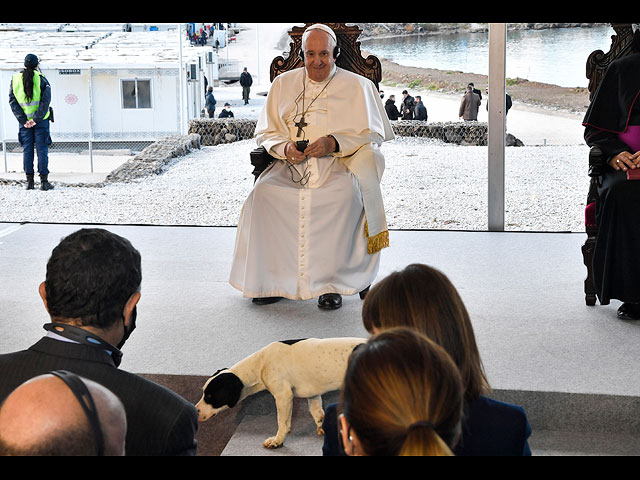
[
  {"left": 414, "top": 95, "right": 428, "bottom": 121},
  {"left": 401, "top": 89, "right": 415, "bottom": 120},
  {"left": 0, "top": 228, "right": 198, "bottom": 456},
  {"left": 240, "top": 67, "right": 253, "bottom": 105},
  {"left": 459, "top": 86, "right": 481, "bottom": 121}
]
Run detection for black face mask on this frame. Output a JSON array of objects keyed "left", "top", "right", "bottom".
[{"left": 116, "top": 306, "right": 136, "bottom": 350}]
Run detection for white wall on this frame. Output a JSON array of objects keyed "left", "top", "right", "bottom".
[{"left": 0, "top": 67, "right": 181, "bottom": 143}]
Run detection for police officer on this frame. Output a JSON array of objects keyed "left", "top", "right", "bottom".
[{"left": 9, "top": 54, "right": 53, "bottom": 191}]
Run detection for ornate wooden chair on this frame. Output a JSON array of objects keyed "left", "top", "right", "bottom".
[
  {"left": 582, "top": 23, "right": 636, "bottom": 305},
  {"left": 249, "top": 23, "right": 383, "bottom": 182}
]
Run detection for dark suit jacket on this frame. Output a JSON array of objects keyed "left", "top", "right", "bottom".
[
  {"left": 322, "top": 395, "right": 532, "bottom": 456},
  {"left": 0, "top": 337, "right": 198, "bottom": 456}
]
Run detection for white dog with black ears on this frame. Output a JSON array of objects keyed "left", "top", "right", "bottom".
[{"left": 196, "top": 337, "right": 365, "bottom": 448}]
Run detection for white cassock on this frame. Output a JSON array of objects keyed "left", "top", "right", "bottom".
[{"left": 230, "top": 65, "right": 395, "bottom": 300}]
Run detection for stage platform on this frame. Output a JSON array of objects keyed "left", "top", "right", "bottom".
[{"left": 1, "top": 222, "right": 639, "bottom": 455}]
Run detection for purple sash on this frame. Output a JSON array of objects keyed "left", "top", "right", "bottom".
[{"left": 619, "top": 125, "right": 640, "bottom": 152}]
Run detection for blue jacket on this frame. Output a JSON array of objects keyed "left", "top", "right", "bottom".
[{"left": 321, "top": 395, "right": 532, "bottom": 456}]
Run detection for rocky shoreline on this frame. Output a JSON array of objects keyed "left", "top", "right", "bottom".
[
  {"left": 358, "top": 23, "right": 608, "bottom": 40},
  {"left": 375, "top": 57, "right": 591, "bottom": 115},
  {"left": 357, "top": 23, "right": 603, "bottom": 115}
]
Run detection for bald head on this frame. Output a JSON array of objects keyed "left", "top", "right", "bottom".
[{"left": 0, "top": 373, "right": 127, "bottom": 456}]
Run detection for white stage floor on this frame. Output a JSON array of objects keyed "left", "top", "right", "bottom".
[{"left": 2, "top": 223, "right": 639, "bottom": 455}]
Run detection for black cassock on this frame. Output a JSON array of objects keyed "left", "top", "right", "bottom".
[{"left": 583, "top": 52, "right": 640, "bottom": 305}]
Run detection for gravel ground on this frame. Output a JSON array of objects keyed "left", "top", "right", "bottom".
[{"left": 0, "top": 137, "right": 590, "bottom": 232}]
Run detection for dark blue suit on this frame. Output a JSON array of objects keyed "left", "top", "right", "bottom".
[
  {"left": 0, "top": 337, "right": 199, "bottom": 456},
  {"left": 322, "top": 395, "right": 531, "bottom": 456}
]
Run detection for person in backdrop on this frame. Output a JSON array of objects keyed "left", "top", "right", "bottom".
[
  {"left": 468, "top": 82, "right": 482, "bottom": 102},
  {"left": 338, "top": 328, "right": 464, "bottom": 456},
  {"left": 485, "top": 87, "right": 512, "bottom": 129},
  {"left": 485, "top": 87, "right": 512, "bottom": 115},
  {"left": 240, "top": 67, "right": 253, "bottom": 105},
  {"left": 400, "top": 89, "right": 415, "bottom": 120},
  {"left": 459, "top": 85, "right": 480, "bottom": 121},
  {"left": 0, "top": 372, "right": 127, "bottom": 456},
  {"left": 384, "top": 94, "right": 401, "bottom": 120},
  {"left": 218, "top": 102, "right": 234, "bottom": 118},
  {"left": 8, "top": 53, "right": 53, "bottom": 191},
  {"left": 205, "top": 86, "right": 216, "bottom": 118},
  {"left": 323, "top": 263, "right": 532, "bottom": 456},
  {"left": 0, "top": 228, "right": 199, "bottom": 456},
  {"left": 229, "top": 23, "right": 394, "bottom": 311},
  {"left": 379, "top": 90, "right": 385, "bottom": 100},
  {"left": 414, "top": 95, "right": 428, "bottom": 121},
  {"left": 582, "top": 25, "right": 640, "bottom": 320}
]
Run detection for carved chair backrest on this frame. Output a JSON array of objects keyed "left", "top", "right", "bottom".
[
  {"left": 270, "top": 23, "right": 382, "bottom": 90},
  {"left": 586, "top": 23, "right": 635, "bottom": 98}
]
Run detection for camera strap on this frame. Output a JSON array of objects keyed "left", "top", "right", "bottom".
[
  {"left": 50, "top": 370, "right": 105, "bottom": 456},
  {"left": 43, "top": 322, "right": 123, "bottom": 367}
]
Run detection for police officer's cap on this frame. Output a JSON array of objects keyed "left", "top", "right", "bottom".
[{"left": 24, "top": 54, "right": 39, "bottom": 69}]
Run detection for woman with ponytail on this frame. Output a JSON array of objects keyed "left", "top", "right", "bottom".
[
  {"left": 8, "top": 53, "right": 54, "bottom": 191},
  {"left": 338, "top": 328, "right": 464, "bottom": 456},
  {"left": 323, "top": 263, "right": 532, "bottom": 456}
]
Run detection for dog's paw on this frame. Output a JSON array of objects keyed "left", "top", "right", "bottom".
[
  {"left": 316, "top": 426, "right": 325, "bottom": 436},
  {"left": 263, "top": 436, "right": 284, "bottom": 449}
]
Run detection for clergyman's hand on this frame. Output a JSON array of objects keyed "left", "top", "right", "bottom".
[
  {"left": 610, "top": 151, "right": 640, "bottom": 171},
  {"left": 302, "top": 136, "right": 336, "bottom": 158},
  {"left": 284, "top": 141, "right": 307, "bottom": 165}
]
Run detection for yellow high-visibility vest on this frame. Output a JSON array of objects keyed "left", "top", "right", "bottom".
[{"left": 12, "top": 71, "right": 50, "bottom": 121}]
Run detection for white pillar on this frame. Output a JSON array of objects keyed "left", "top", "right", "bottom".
[
  {"left": 178, "top": 23, "right": 185, "bottom": 134},
  {"left": 488, "top": 23, "right": 507, "bottom": 231}
]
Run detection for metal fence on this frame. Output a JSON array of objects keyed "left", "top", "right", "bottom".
[{"left": 188, "top": 118, "right": 490, "bottom": 147}]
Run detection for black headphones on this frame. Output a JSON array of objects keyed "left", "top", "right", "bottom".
[
  {"left": 299, "top": 44, "right": 341, "bottom": 62},
  {"left": 298, "top": 25, "right": 341, "bottom": 62}
]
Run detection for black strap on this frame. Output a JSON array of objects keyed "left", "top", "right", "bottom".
[
  {"left": 49, "top": 370, "right": 105, "bottom": 456},
  {"left": 43, "top": 323, "right": 123, "bottom": 367}
]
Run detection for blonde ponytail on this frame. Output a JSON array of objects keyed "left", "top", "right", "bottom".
[{"left": 399, "top": 423, "right": 453, "bottom": 456}]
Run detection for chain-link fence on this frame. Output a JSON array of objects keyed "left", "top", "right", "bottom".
[{"left": 188, "top": 118, "right": 490, "bottom": 146}]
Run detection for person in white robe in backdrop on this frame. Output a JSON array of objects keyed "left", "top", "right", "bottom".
[{"left": 230, "top": 23, "right": 394, "bottom": 310}]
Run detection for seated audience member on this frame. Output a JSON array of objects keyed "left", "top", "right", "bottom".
[
  {"left": 0, "top": 372, "right": 127, "bottom": 456},
  {"left": 323, "top": 263, "right": 532, "bottom": 456},
  {"left": 0, "top": 228, "right": 198, "bottom": 456},
  {"left": 582, "top": 26, "right": 640, "bottom": 320},
  {"left": 337, "top": 328, "right": 464, "bottom": 456}
]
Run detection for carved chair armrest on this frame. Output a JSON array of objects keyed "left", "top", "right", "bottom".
[
  {"left": 588, "top": 145, "right": 607, "bottom": 178},
  {"left": 250, "top": 146, "right": 276, "bottom": 183}
]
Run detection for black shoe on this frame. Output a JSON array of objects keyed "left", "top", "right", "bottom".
[
  {"left": 318, "top": 293, "right": 342, "bottom": 310},
  {"left": 359, "top": 286, "right": 370, "bottom": 300},
  {"left": 617, "top": 303, "right": 640, "bottom": 321},
  {"left": 252, "top": 296, "right": 283, "bottom": 305},
  {"left": 26, "top": 174, "right": 34, "bottom": 190},
  {"left": 40, "top": 174, "right": 54, "bottom": 191}
]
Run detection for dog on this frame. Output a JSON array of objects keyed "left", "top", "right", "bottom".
[{"left": 196, "top": 337, "right": 366, "bottom": 448}]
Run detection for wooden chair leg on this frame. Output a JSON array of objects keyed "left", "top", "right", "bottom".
[{"left": 582, "top": 236, "right": 598, "bottom": 306}]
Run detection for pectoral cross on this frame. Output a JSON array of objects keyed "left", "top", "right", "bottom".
[{"left": 294, "top": 116, "right": 308, "bottom": 138}]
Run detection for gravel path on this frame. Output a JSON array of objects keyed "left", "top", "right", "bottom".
[{"left": 0, "top": 137, "right": 590, "bottom": 232}]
